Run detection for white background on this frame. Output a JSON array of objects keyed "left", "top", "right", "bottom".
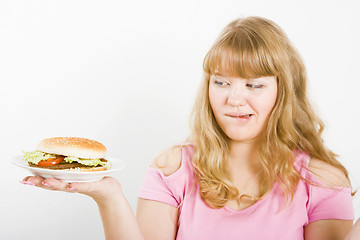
[{"left": 1, "top": 0, "right": 359, "bottom": 239}]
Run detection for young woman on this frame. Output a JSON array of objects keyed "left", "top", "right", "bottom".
[{"left": 22, "top": 16, "right": 358, "bottom": 239}]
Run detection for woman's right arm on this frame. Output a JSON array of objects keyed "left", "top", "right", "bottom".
[
  {"left": 92, "top": 179, "right": 179, "bottom": 240},
  {"left": 22, "top": 146, "right": 182, "bottom": 240},
  {"left": 97, "top": 145, "right": 182, "bottom": 239}
]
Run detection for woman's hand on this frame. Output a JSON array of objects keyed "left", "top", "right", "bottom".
[{"left": 21, "top": 176, "right": 123, "bottom": 204}]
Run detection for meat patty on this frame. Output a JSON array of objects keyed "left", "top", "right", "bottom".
[{"left": 28, "top": 158, "right": 107, "bottom": 170}]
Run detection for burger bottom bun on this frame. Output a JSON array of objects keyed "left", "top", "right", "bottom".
[{"left": 67, "top": 166, "right": 108, "bottom": 172}]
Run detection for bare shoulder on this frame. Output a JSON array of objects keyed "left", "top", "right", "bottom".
[
  {"left": 150, "top": 145, "right": 182, "bottom": 176},
  {"left": 308, "top": 158, "right": 350, "bottom": 188}
]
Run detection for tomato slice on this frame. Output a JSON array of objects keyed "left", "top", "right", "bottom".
[{"left": 38, "top": 156, "right": 65, "bottom": 167}]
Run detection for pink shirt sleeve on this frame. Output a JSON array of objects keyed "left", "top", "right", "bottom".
[
  {"left": 137, "top": 167, "right": 181, "bottom": 207},
  {"left": 306, "top": 180, "right": 354, "bottom": 223},
  {"left": 294, "top": 150, "right": 354, "bottom": 223}
]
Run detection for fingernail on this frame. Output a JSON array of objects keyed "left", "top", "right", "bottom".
[
  {"left": 67, "top": 185, "right": 74, "bottom": 190},
  {"left": 42, "top": 182, "right": 51, "bottom": 187},
  {"left": 20, "top": 181, "right": 35, "bottom": 186}
]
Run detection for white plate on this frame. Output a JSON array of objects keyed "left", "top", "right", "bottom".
[{"left": 12, "top": 155, "right": 126, "bottom": 182}]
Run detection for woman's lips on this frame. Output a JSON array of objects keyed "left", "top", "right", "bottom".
[{"left": 225, "top": 113, "right": 254, "bottom": 120}]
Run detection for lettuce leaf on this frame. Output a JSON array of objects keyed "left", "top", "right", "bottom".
[{"left": 23, "top": 150, "right": 57, "bottom": 164}]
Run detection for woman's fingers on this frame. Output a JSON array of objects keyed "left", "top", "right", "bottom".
[
  {"left": 20, "top": 176, "right": 123, "bottom": 202},
  {"left": 21, "top": 176, "right": 70, "bottom": 191},
  {"left": 21, "top": 176, "right": 45, "bottom": 187},
  {"left": 41, "top": 178, "right": 71, "bottom": 191}
]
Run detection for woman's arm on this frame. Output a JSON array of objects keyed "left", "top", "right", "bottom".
[
  {"left": 304, "top": 219, "right": 352, "bottom": 240},
  {"left": 136, "top": 145, "right": 183, "bottom": 239},
  {"left": 345, "top": 218, "right": 360, "bottom": 240},
  {"left": 305, "top": 218, "right": 360, "bottom": 240},
  {"left": 136, "top": 199, "right": 179, "bottom": 240},
  {"left": 85, "top": 178, "right": 145, "bottom": 240}
]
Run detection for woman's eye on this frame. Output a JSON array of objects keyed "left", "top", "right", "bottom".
[
  {"left": 214, "top": 80, "right": 229, "bottom": 86},
  {"left": 247, "top": 83, "right": 263, "bottom": 89}
]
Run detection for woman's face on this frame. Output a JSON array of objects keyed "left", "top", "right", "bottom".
[{"left": 209, "top": 74, "right": 278, "bottom": 143}]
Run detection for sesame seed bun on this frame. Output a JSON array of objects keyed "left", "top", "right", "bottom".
[{"left": 37, "top": 137, "right": 107, "bottom": 159}]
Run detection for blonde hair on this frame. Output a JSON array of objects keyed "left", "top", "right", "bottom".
[{"left": 190, "top": 16, "right": 353, "bottom": 209}]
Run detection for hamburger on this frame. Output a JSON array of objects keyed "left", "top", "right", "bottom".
[{"left": 23, "top": 137, "right": 110, "bottom": 171}]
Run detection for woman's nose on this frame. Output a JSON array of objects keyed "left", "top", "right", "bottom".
[{"left": 227, "top": 85, "right": 247, "bottom": 107}]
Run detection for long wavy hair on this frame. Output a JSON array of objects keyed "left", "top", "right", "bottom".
[{"left": 189, "top": 16, "right": 353, "bottom": 209}]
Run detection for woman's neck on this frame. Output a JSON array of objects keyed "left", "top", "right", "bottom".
[
  {"left": 226, "top": 140, "right": 263, "bottom": 199},
  {"left": 227, "top": 140, "right": 262, "bottom": 175}
]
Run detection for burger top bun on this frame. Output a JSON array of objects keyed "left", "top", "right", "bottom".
[{"left": 37, "top": 137, "right": 107, "bottom": 159}]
